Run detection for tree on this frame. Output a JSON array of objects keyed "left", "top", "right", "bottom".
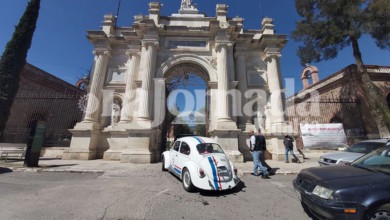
[
  {"left": 193, "top": 124, "right": 206, "bottom": 136},
  {"left": 193, "top": 107, "right": 207, "bottom": 136},
  {"left": 293, "top": 0, "right": 390, "bottom": 137},
  {"left": 0, "top": 0, "right": 41, "bottom": 136}
]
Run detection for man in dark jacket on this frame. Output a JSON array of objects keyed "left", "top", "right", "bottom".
[
  {"left": 284, "top": 135, "right": 299, "bottom": 163},
  {"left": 249, "top": 131, "right": 270, "bottom": 178},
  {"left": 256, "top": 130, "right": 272, "bottom": 172}
]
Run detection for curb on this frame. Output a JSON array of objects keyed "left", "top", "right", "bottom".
[
  {"left": 4, "top": 167, "right": 105, "bottom": 174},
  {"left": 3, "top": 166, "right": 298, "bottom": 176},
  {"left": 238, "top": 170, "right": 299, "bottom": 177}
]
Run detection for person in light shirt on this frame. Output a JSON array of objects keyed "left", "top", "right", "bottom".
[{"left": 249, "top": 131, "right": 270, "bottom": 179}]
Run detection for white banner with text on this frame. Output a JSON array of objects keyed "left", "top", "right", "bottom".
[{"left": 300, "top": 123, "right": 347, "bottom": 148}]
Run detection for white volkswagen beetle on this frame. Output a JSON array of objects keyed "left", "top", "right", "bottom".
[{"left": 161, "top": 135, "right": 240, "bottom": 192}]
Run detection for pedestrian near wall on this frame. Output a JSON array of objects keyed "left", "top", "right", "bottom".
[
  {"left": 249, "top": 131, "right": 270, "bottom": 179},
  {"left": 256, "top": 129, "right": 272, "bottom": 173},
  {"left": 284, "top": 135, "right": 300, "bottom": 163},
  {"left": 296, "top": 143, "right": 308, "bottom": 161}
]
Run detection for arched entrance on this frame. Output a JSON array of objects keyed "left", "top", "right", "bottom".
[{"left": 159, "top": 63, "right": 210, "bottom": 153}]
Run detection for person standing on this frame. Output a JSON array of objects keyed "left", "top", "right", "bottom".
[
  {"left": 256, "top": 129, "right": 272, "bottom": 173},
  {"left": 284, "top": 135, "right": 300, "bottom": 163},
  {"left": 249, "top": 131, "right": 270, "bottom": 178}
]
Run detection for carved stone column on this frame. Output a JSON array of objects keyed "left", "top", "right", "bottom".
[
  {"left": 212, "top": 42, "right": 240, "bottom": 162},
  {"left": 137, "top": 41, "right": 158, "bottom": 123},
  {"left": 235, "top": 52, "right": 254, "bottom": 131},
  {"left": 84, "top": 50, "right": 110, "bottom": 122},
  {"left": 216, "top": 42, "right": 232, "bottom": 122},
  {"left": 119, "top": 51, "right": 139, "bottom": 123},
  {"left": 63, "top": 49, "right": 110, "bottom": 161},
  {"left": 263, "top": 52, "right": 285, "bottom": 124}
]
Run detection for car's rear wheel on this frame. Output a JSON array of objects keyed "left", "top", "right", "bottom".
[
  {"left": 161, "top": 156, "right": 167, "bottom": 171},
  {"left": 367, "top": 204, "right": 390, "bottom": 220},
  {"left": 182, "top": 168, "right": 195, "bottom": 192}
]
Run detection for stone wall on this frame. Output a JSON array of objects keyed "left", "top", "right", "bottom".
[
  {"left": 286, "top": 65, "right": 390, "bottom": 147},
  {"left": 1, "top": 64, "right": 85, "bottom": 146}
]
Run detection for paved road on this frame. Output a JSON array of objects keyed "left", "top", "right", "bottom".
[{"left": 0, "top": 164, "right": 311, "bottom": 220}]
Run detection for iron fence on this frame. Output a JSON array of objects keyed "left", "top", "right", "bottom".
[{"left": 1, "top": 91, "right": 85, "bottom": 147}]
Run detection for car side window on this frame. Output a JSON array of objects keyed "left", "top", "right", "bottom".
[
  {"left": 180, "top": 142, "right": 190, "bottom": 155},
  {"left": 173, "top": 141, "right": 181, "bottom": 152}
]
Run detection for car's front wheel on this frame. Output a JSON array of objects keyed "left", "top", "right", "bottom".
[
  {"left": 367, "top": 204, "right": 390, "bottom": 220},
  {"left": 182, "top": 168, "right": 195, "bottom": 192}
]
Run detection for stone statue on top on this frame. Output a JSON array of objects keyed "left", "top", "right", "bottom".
[{"left": 180, "top": 0, "right": 195, "bottom": 10}]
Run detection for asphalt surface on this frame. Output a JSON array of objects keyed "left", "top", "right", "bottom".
[{"left": 0, "top": 164, "right": 311, "bottom": 220}]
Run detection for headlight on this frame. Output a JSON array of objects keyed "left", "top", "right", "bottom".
[{"left": 312, "top": 185, "right": 334, "bottom": 200}]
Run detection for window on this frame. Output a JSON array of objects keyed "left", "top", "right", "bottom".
[
  {"left": 196, "top": 143, "right": 224, "bottom": 155},
  {"left": 173, "top": 141, "right": 181, "bottom": 151},
  {"left": 180, "top": 142, "right": 190, "bottom": 155},
  {"left": 346, "top": 142, "right": 386, "bottom": 154}
]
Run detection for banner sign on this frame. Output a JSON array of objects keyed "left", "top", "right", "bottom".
[{"left": 300, "top": 123, "right": 347, "bottom": 148}]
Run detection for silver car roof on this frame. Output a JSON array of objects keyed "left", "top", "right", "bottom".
[{"left": 358, "top": 139, "right": 389, "bottom": 144}]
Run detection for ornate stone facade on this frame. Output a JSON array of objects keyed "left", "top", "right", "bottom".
[{"left": 63, "top": 1, "right": 292, "bottom": 162}]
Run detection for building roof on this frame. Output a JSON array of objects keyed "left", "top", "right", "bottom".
[{"left": 20, "top": 63, "right": 85, "bottom": 94}]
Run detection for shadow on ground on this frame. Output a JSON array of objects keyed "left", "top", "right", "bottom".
[
  {"left": 0, "top": 167, "right": 13, "bottom": 174},
  {"left": 167, "top": 171, "right": 246, "bottom": 196},
  {"left": 269, "top": 168, "right": 280, "bottom": 175},
  {"left": 38, "top": 164, "right": 78, "bottom": 168},
  {"left": 199, "top": 181, "right": 246, "bottom": 197}
]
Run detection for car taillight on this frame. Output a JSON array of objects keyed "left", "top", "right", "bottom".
[{"left": 198, "top": 168, "right": 206, "bottom": 178}]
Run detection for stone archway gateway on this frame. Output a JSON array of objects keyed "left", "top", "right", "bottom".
[{"left": 62, "top": 0, "right": 293, "bottom": 163}]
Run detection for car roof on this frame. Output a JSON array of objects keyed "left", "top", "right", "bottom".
[
  {"left": 173, "top": 134, "right": 197, "bottom": 141},
  {"left": 358, "top": 139, "right": 389, "bottom": 144},
  {"left": 176, "top": 136, "right": 218, "bottom": 146}
]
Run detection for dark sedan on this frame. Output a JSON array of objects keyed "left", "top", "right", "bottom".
[{"left": 294, "top": 146, "right": 390, "bottom": 220}]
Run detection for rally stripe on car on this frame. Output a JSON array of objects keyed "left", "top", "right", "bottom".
[
  {"left": 174, "top": 165, "right": 182, "bottom": 175},
  {"left": 208, "top": 156, "right": 220, "bottom": 190},
  {"left": 212, "top": 156, "right": 223, "bottom": 189},
  {"left": 193, "top": 136, "right": 204, "bottom": 144}
]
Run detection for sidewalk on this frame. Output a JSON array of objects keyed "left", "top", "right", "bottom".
[
  {"left": 235, "top": 154, "right": 321, "bottom": 176},
  {"left": 0, "top": 152, "right": 323, "bottom": 176}
]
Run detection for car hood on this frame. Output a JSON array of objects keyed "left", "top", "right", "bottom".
[
  {"left": 299, "top": 165, "right": 389, "bottom": 189},
  {"left": 321, "top": 152, "right": 363, "bottom": 162}
]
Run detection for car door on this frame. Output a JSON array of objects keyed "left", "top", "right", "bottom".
[{"left": 171, "top": 141, "right": 181, "bottom": 176}]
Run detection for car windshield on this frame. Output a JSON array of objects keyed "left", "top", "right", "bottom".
[
  {"left": 351, "top": 147, "right": 390, "bottom": 175},
  {"left": 345, "top": 142, "right": 386, "bottom": 154},
  {"left": 196, "top": 143, "right": 224, "bottom": 155}
]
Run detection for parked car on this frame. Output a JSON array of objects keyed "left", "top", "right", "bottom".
[
  {"left": 294, "top": 145, "right": 390, "bottom": 220},
  {"left": 318, "top": 139, "right": 389, "bottom": 166},
  {"left": 161, "top": 135, "right": 240, "bottom": 192}
]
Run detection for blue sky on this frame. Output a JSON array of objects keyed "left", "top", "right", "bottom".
[{"left": 0, "top": 0, "right": 389, "bottom": 95}]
